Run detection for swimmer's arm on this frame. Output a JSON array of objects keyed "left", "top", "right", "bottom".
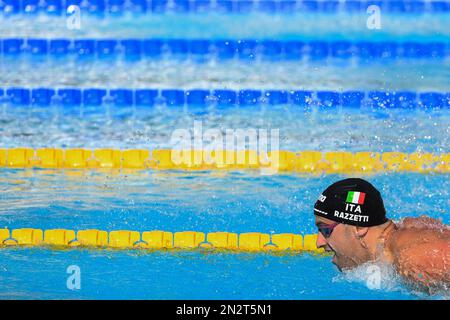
[{"left": 395, "top": 241, "right": 449, "bottom": 289}]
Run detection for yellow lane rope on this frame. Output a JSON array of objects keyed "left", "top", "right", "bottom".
[
  {"left": 0, "top": 148, "right": 448, "bottom": 173},
  {"left": 0, "top": 228, "right": 325, "bottom": 253}
]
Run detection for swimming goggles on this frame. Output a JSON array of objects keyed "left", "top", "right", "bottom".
[{"left": 318, "top": 222, "right": 340, "bottom": 238}]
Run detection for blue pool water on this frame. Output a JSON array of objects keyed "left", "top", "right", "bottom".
[
  {"left": 1, "top": 106, "right": 448, "bottom": 152},
  {"left": 0, "top": 248, "right": 430, "bottom": 299},
  {"left": 2, "top": 13, "right": 450, "bottom": 41},
  {"left": 0, "top": 170, "right": 448, "bottom": 234},
  {"left": 1, "top": 3, "right": 449, "bottom": 299},
  {"left": 0, "top": 170, "right": 448, "bottom": 299},
  {"left": 1, "top": 59, "right": 450, "bottom": 90}
]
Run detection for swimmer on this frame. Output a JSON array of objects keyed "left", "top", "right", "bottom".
[{"left": 313, "top": 178, "right": 449, "bottom": 293}]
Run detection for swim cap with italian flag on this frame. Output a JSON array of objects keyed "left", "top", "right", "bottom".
[{"left": 314, "top": 178, "right": 388, "bottom": 227}]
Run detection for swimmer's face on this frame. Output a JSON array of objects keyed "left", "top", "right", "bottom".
[{"left": 315, "top": 216, "right": 367, "bottom": 271}]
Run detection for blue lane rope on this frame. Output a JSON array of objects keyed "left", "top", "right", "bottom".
[
  {"left": 0, "top": 87, "right": 449, "bottom": 108},
  {"left": 0, "top": 0, "right": 449, "bottom": 15},
  {"left": 1, "top": 38, "right": 449, "bottom": 60}
]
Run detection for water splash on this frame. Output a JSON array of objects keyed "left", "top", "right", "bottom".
[
  {"left": 332, "top": 259, "right": 449, "bottom": 299},
  {"left": 333, "top": 260, "right": 405, "bottom": 292}
]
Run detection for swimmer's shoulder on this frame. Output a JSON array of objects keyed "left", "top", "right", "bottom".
[
  {"left": 400, "top": 216, "right": 449, "bottom": 231},
  {"left": 394, "top": 237, "right": 449, "bottom": 290},
  {"left": 389, "top": 222, "right": 450, "bottom": 289},
  {"left": 389, "top": 217, "right": 449, "bottom": 257}
]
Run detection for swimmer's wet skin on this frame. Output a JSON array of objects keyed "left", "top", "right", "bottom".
[{"left": 314, "top": 178, "right": 450, "bottom": 294}]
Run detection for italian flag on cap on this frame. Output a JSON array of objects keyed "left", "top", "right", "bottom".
[{"left": 346, "top": 191, "right": 366, "bottom": 204}]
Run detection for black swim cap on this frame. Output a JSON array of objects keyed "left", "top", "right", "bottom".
[{"left": 314, "top": 178, "right": 388, "bottom": 227}]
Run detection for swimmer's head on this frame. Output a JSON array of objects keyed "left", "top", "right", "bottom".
[{"left": 313, "top": 178, "right": 389, "bottom": 270}]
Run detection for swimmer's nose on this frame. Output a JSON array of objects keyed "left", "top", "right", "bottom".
[{"left": 316, "top": 232, "right": 328, "bottom": 249}]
